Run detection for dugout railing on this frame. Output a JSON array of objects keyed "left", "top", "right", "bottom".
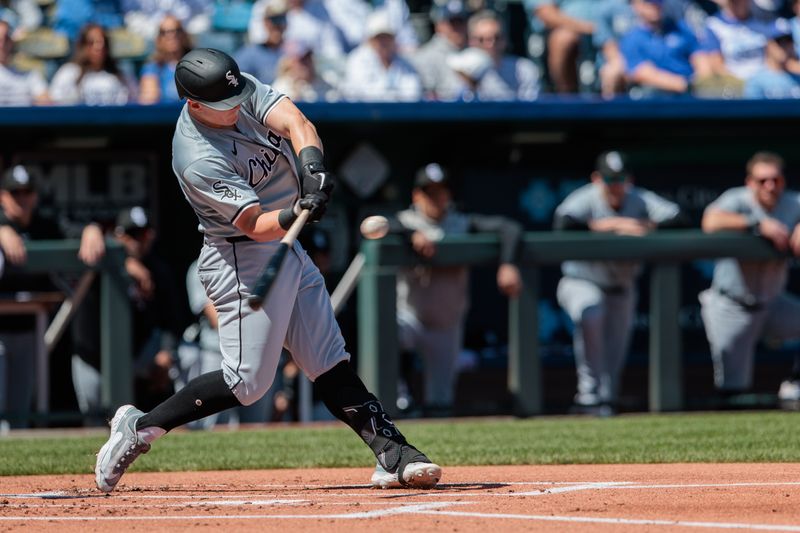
[
  {"left": 6, "top": 240, "right": 131, "bottom": 423},
  {"left": 357, "top": 230, "right": 785, "bottom": 417}
]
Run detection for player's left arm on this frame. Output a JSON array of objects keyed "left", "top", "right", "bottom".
[
  {"left": 263, "top": 98, "right": 333, "bottom": 222},
  {"left": 469, "top": 214, "right": 523, "bottom": 297}
]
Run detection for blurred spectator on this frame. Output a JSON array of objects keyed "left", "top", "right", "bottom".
[
  {"left": 0, "top": 0, "right": 42, "bottom": 39},
  {"left": 0, "top": 165, "right": 104, "bottom": 427},
  {"left": 593, "top": 0, "right": 710, "bottom": 98},
  {"left": 248, "top": 0, "right": 347, "bottom": 81},
  {"left": 52, "top": 0, "right": 124, "bottom": 42},
  {"left": 702, "top": 0, "right": 779, "bottom": 80},
  {"left": 272, "top": 39, "right": 338, "bottom": 101},
  {"left": 71, "top": 207, "right": 184, "bottom": 417},
  {"left": 789, "top": 0, "right": 800, "bottom": 57},
  {"left": 412, "top": 0, "right": 470, "bottom": 100},
  {"left": 138, "top": 15, "right": 193, "bottom": 104},
  {"left": 0, "top": 19, "right": 49, "bottom": 106},
  {"left": 446, "top": 46, "right": 492, "bottom": 100},
  {"left": 340, "top": 10, "right": 422, "bottom": 101},
  {"left": 467, "top": 9, "right": 540, "bottom": 100},
  {"left": 523, "top": 0, "right": 601, "bottom": 93},
  {"left": 744, "top": 20, "right": 800, "bottom": 98},
  {"left": 234, "top": 0, "right": 288, "bottom": 84},
  {"left": 699, "top": 152, "right": 800, "bottom": 402},
  {"left": 50, "top": 24, "right": 137, "bottom": 105},
  {"left": 121, "top": 0, "right": 211, "bottom": 43},
  {"left": 553, "top": 151, "right": 682, "bottom": 416},
  {"left": 323, "top": 0, "right": 419, "bottom": 54},
  {"left": 387, "top": 163, "right": 523, "bottom": 416},
  {"left": 619, "top": 0, "right": 713, "bottom": 97}
]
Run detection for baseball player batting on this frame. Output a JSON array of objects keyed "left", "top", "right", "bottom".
[{"left": 94, "top": 48, "right": 441, "bottom": 492}]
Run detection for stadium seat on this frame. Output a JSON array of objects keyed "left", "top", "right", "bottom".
[
  {"left": 108, "top": 27, "right": 148, "bottom": 60},
  {"left": 16, "top": 27, "right": 69, "bottom": 60},
  {"left": 212, "top": 0, "right": 253, "bottom": 33}
]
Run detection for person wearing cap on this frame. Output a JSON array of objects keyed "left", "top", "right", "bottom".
[
  {"left": 744, "top": 19, "right": 800, "bottom": 98},
  {"left": 94, "top": 47, "right": 442, "bottom": 494},
  {"left": 411, "top": 0, "right": 471, "bottom": 100},
  {"left": 340, "top": 9, "right": 422, "bottom": 102},
  {"left": 0, "top": 18, "right": 50, "bottom": 106},
  {"left": 70, "top": 206, "right": 185, "bottom": 421},
  {"left": 385, "top": 163, "right": 523, "bottom": 416},
  {"left": 698, "top": 152, "right": 800, "bottom": 406},
  {"left": 235, "top": 0, "right": 289, "bottom": 84},
  {"left": 553, "top": 151, "right": 682, "bottom": 416},
  {"left": 467, "top": 9, "right": 541, "bottom": 101},
  {"left": 0, "top": 164, "right": 105, "bottom": 428},
  {"left": 619, "top": 0, "right": 714, "bottom": 96}
]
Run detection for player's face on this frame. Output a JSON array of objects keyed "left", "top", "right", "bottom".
[
  {"left": 0, "top": 188, "right": 38, "bottom": 225},
  {"left": 592, "top": 172, "right": 629, "bottom": 210},
  {"left": 747, "top": 162, "right": 785, "bottom": 209},
  {"left": 189, "top": 101, "right": 241, "bottom": 127},
  {"left": 413, "top": 184, "right": 451, "bottom": 221},
  {"left": 632, "top": 0, "right": 663, "bottom": 26}
]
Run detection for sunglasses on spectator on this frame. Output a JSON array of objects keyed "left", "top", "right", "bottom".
[
  {"left": 266, "top": 15, "right": 287, "bottom": 26},
  {"left": 751, "top": 175, "right": 782, "bottom": 185},
  {"left": 159, "top": 27, "right": 182, "bottom": 36},
  {"left": 475, "top": 33, "right": 502, "bottom": 44}
]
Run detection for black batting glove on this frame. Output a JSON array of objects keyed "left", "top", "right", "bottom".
[
  {"left": 299, "top": 146, "right": 335, "bottom": 198},
  {"left": 298, "top": 192, "right": 328, "bottom": 222}
]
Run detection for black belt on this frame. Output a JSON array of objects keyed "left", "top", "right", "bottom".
[
  {"left": 715, "top": 288, "right": 764, "bottom": 312},
  {"left": 225, "top": 235, "right": 254, "bottom": 243}
]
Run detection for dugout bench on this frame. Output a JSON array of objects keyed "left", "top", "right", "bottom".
[{"left": 357, "top": 230, "right": 784, "bottom": 417}]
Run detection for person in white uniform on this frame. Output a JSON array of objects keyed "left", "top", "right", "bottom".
[
  {"left": 554, "top": 151, "right": 682, "bottom": 415},
  {"left": 699, "top": 151, "right": 800, "bottom": 403},
  {"left": 95, "top": 48, "right": 441, "bottom": 493}
]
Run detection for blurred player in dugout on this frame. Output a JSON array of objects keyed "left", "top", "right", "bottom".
[
  {"left": 553, "top": 151, "right": 683, "bottom": 416},
  {"left": 386, "top": 163, "right": 524, "bottom": 417},
  {"left": 0, "top": 164, "right": 105, "bottom": 428},
  {"left": 699, "top": 151, "right": 800, "bottom": 407}
]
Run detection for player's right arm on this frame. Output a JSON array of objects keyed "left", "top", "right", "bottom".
[{"left": 234, "top": 205, "right": 287, "bottom": 242}]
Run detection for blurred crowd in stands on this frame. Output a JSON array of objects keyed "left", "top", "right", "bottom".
[{"left": 2, "top": 0, "right": 800, "bottom": 105}]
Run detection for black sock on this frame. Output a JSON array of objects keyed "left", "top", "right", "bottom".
[
  {"left": 137, "top": 370, "right": 242, "bottom": 432},
  {"left": 315, "top": 362, "right": 428, "bottom": 472}
]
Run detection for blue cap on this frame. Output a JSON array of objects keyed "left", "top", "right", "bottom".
[
  {"left": 768, "top": 18, "right": 793, "bottom": 41},
  {"left": 431, "top": 0, "right": 469, "bottom": 22}
]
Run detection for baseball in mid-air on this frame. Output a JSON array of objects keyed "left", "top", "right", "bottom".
[{"left": 360, "top": 215, "right": 389, "bottom": 240}]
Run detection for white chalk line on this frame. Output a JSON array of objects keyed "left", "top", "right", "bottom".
[
  {"left": 0, "top": 501, "right": 460, "bottom": 520},
  {"left": 416, "top": 511, "right": 800, "bottom": 532}
]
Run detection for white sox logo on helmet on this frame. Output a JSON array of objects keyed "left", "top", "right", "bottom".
[{"left": 226, "top": 70, "right": 239, "bottom": 87}]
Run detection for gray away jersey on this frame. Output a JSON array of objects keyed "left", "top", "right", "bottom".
[
  {"left": 554, "top": 183, "right": 681, "bottom": 289},
  {"left": 706, "top": 186, "right": 800, "bottom": 302},
  {"left": 172, "top": 73, "right": 299, "bottom": 238}
]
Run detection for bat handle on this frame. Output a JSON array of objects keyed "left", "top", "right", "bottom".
[
  {"left": 247, "top": 209, "right": 311, "bottom": 311},
  {"left": 282, "top": 209, "right": 311, "bottom": 244}
]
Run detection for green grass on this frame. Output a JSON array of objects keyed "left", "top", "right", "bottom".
[{"left": 1, "top": 411, "right": 798, "bottom": 476}]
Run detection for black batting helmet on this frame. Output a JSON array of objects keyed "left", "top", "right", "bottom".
[{"left": 174, "top": 48, "right": 255, "bottom": 110}]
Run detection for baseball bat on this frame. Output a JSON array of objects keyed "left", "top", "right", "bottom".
[{"left": 247, "top": 209, "right": 311, "bottom": 310}]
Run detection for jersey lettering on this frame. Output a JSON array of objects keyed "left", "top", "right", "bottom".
[
  {"left": 246, "top": 130, "right": 285, "bottom": 188},
  {"left": 212, "top": 180, "right": 242, "bottom": 200}
]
